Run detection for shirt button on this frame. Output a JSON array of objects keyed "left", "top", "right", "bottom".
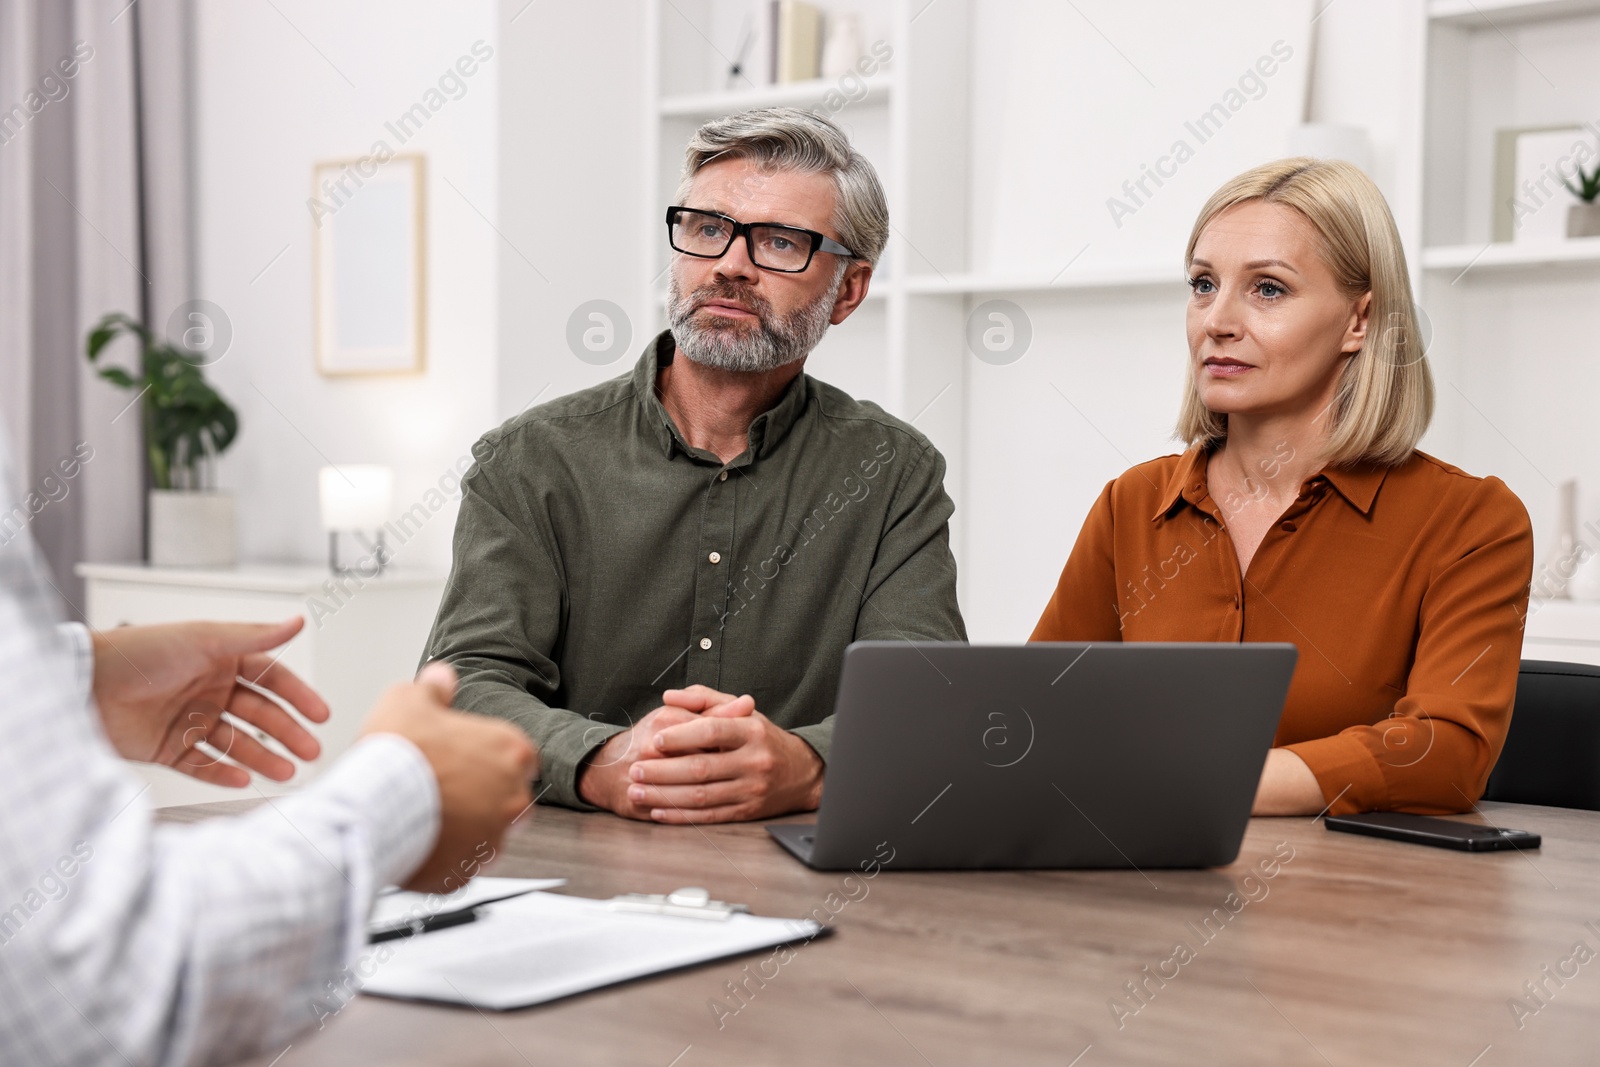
[
  {"left": 708, "top": 551, "right": 722, "bottom": 564},
  {"left": 699, "top": 637, "right": 712, "bottom": 650},
  {"left": 718, "top": 470, "right": 729, "bottom": 482},
  {"left": 1280, "top": 521, "right": 1297, "bottom": 532},
  {"left": 1234, "top": 595, "right": 1241, "bottom": 609}
]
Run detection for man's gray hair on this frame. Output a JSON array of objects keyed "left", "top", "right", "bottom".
[{"left": 675, "top": 107, "right": 889, "bottom": 266}]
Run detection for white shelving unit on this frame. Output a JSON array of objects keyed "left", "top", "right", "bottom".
[
  {"left": 1415, "top": 0, "right": 1600, "bottom": 656},
  {"left": 659, "top": 75, "right": 895, "bottom": 117},
  {"left": 641, "top": 0, "right": 973, "bottom": 561},
  {"left": 1421, "top": 235, "right": 1600, "bottom": 272},
  {"left": 1427, "top": 0, "right": 1600, "bottom": 27},
  {"left": 635, "top": 0, "right": 1600, "bottom": 647}
]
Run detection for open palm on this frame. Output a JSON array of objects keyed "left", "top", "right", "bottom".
[{"left": 92, "top": 618, "right": 330, "bottom": 788}]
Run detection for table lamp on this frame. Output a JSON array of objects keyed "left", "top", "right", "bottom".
[{"left": 319, "top": 465, "right": 394, "bottom": 575}]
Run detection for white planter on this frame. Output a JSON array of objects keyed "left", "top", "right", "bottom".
[
  {"left": 1570, "top": 552, "right": 1600, "bottom": 602},
  {"left": 1568, "top": 203, "right": 1600, "bottom": 239},
  {"left": 148, "top": 490, "right": 236, "bottom": 568}
]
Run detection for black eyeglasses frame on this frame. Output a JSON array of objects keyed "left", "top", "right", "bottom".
[{"left": 665, "top": 206, "right": 857, "bottom": 273}]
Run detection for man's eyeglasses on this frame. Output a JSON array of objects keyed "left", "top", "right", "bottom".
[{"left": 666, "top": 206, "right": 856, "bottom": 273}]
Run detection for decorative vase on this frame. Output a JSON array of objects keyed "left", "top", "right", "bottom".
[
  {"left": 1570, "top": 552, "right": 1600, "bottom": 602},
  {"left": 1567, "top": 203, "right": 1600, "bottom": 238},
  {"left": 148, "top": 489, "right": 236, "bottom": 567},
  {"left": 820, "top": 14, "right": 863, "bottom": 79}
]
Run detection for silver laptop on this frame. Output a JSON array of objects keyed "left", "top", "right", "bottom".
[{"left": 768, "top": 642, "right": 1298, "bottom": 870}]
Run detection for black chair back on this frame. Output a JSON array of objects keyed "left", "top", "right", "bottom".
[{"left": 1483, "top": 659, "right": 1600, "bottom": 811}]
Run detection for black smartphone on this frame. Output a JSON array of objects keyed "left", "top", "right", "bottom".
[{"left": 1325, "top": 812, "right": 1541, "bottom": 852}]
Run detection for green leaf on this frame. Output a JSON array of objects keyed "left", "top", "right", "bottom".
[
  {"left": 96, "top": 367, "right": 139, "bottom": 389},
  {"left": 86, "top": 325, "right": 118, "bottom": 361},
  {"left": 84, "top": 309, "right": 243, "bottom": 478},
  {"left": 86, "top": 312, "right": 149, "bottom": 360}
]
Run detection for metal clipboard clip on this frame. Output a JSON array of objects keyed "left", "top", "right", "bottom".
[{"left": 605, "top": 886, "right": 750, "bottom": 921}]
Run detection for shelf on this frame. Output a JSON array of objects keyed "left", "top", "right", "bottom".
[
  {"left": 1527, "top": 598, "right": 1600, "bottom": 642},
  {"left": 1420, "top": 236, "right": 1600, "bottom": 273},
  {"left": 901, "top": 264, "right": 1182, "bottom": 296},
  {"left": 659, "top": 76, "right": 894, "bottom": 118},
  {"left": 1428, "top": 0, "right": 1600, "bottom": 27},
  {"left": 74, "top": 561, "right": 447, "bottom": 593},
  {"left": 652, "top": 284, "right": 891, "bottom": 306}
]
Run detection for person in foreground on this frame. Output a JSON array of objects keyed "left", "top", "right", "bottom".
[
  {"left": 1031, "top": 157, "right": 1533, "bottom": 817},
  {"left": 424, "top": 107, "right": 964, "bottom": 824},
  {"left": 0, "top": 446, "right": 537, "bottom": 1064}
]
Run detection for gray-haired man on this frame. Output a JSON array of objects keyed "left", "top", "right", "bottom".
[{"left": 424, "top": 107, "right": 966, "bottom": 824}]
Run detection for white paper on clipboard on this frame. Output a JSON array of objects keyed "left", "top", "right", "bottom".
[{"left": 359, "top": 890, "right": 825, "bottom": 1010}]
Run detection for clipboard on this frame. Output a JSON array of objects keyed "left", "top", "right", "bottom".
[
  {"left": 359, "top": 887, "right": 827, "bottom": 1010},
  {"left": 366, "top": 877, "right": 567, "bottom": 943}
]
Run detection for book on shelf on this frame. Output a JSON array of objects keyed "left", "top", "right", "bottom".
[
  {"left": 773, "top": 1, "right": 824, "bottom": 84},
  {"left": 722, "top": 2, "right": 834, "bottom": 91}
]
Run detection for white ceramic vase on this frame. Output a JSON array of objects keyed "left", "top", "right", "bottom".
[
  {"left": 820, "top": 14, "right": 863, "bottom": 78},
  {"left": 1569, "top": 551, "right": 1600, "bottom": 602},
  {"left": 148, "top": 489, "right": 236, "bottom": 568}
]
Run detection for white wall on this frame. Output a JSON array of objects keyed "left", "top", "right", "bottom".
[
  {"left": 968, "top": 0, "right": 1314, "bottom": 276},
  {"left": 494, "top": 2, "right": 646, "bottom": 424},
  {"left": 960, "top": 0, "right": 1329, "bottom": 640},
  {"left": 1419, "top": 11, "right": 1600, "bottom": 576},
  {"left": 482, "top": 0, "right": 1469, "bottom": 643},
  {"left": 194, "top": 0, "right": 499, "bottom": 570},
  {"left": 187, "top": 0, "right": 1566, "bottom": 645}
]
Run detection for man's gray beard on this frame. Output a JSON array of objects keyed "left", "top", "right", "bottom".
[{"left": 667, "top": 272, "right": 840, "bottom": 373}]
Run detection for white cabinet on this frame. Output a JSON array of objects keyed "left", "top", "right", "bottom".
[
  {"left": 77, "top": 563, "right": 446, "bottom": 808},
  {"left": 1523, "top": 599, "right": 1600, "bottom": 667}
]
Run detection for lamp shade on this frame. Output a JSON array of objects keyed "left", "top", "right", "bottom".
[{"left": 319, "top": 465, "right": 394, "bottom": 530}]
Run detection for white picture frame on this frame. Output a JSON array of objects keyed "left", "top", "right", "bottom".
[
  {"left": 1492, "top": 126, "right": 1599, "bottom": 244},
  {"left": 312, "top": 154, "right": 427, "bottom": 377}
]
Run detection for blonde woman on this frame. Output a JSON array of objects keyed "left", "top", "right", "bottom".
[{"left": 1031, "top": 158, "right": 1533, "bottom": 817}]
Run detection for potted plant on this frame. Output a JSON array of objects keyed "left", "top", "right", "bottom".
[
  {"left": 86, "top": 311, "right": 240, "bottom": 567},
  {"left": 1563, "top": 159, "right": 1600, "bottom": 238}
]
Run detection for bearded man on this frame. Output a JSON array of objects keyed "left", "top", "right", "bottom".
[{"left": 423, "top": 107, "right": 966, "bottom": 823}]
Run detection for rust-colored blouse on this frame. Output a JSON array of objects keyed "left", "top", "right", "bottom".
[{"left": 1030, "top": 445, "right": 1534, "bottom": 816}]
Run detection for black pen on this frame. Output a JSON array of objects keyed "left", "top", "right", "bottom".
[{"left": 367, "top": 906, "right": 481, "bottom": 944}]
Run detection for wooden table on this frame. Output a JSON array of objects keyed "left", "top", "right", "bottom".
[{"left": 161, "top": 800, "right": 1600, "bottom": 1066}]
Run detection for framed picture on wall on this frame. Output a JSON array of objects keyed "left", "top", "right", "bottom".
[{"left": 312, "top": 153, "right": 427, "bottom": 376}]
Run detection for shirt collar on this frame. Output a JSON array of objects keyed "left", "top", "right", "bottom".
[
  {"left": 1152, "top": 444, "right": 1210, "bottom": 522},
  {"left": 633, "top": 331, "right": 680, "bottom": 459},
  {"left": 1151, "top": 442, "right": 1391, "bottom": 521},
  {"left": 1319, "top": 463, "right": 1389, "bottom": 515},
  {"left": 632, "top": 329, "right": 811, "bottom": 463}
]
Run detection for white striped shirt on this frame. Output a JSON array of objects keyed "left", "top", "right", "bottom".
[{"left": 0, "top": 436, "right": 439, "bottom": 1066}]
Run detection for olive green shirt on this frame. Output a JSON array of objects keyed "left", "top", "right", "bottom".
[{"left": 423, "top": 331, "right": 966, "bottom": 809}]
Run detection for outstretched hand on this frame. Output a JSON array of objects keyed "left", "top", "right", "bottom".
[
  {"left": 362, "top": 661, "right": 539, "bottom": 893},
  {"left": 91, "top": 618, "right": 329, "bottom": 788}
]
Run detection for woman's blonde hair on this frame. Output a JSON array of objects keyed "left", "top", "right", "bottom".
[{"left": 1176, "top": 157, "right": 1433, "bottom": 467}]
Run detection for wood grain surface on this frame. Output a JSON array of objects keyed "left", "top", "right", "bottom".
[{"left": 157, "top": 799, "right": 1600, "bottom": 1066}]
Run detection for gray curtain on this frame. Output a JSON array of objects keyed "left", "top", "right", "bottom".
[{"left": 0, "top": 0, "right": 193, "bottom": 605}]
